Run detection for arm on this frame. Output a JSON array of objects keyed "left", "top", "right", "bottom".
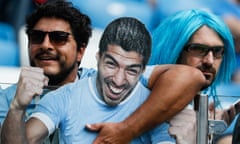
[
  {"left": 1, "top": 67, "right": 49, "bottom": 144},
  {"left": 120, "top": 64, "right": 206, "bottom": 138},
  {"left": 86, "top": 64, "right": 207, "bottom": 144}
]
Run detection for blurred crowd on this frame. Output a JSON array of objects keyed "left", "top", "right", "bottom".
[{"left": 1, "top": 0, "right": 240, "bottom": 83}]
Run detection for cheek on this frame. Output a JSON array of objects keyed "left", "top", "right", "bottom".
[
  {"left": 29, "top": 46, "right": 38, "bottom": 59},
  {"left": 59, "top": 47, "right": 77, "bottom": 63},
  {"left": 98, "top": 67, "right": 111, "bottom": 80},
  {"left": 214, "top": 59, "right": 222, "bottom": 71},
  {"left": 179, "top": 54, "right": 200, "bottom": 67},
  {"left": 127, "top": 76, "right": 140, "bottom": 86},
  {"left": 185, "top": 58, "right": 200, "bottom": 67}
]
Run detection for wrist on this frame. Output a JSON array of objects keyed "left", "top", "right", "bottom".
[
  {"left": 10, "top": 99, "right": 26, "bottom": 111},
  {"left": 121, "top": 120, "right": 138, "bottom": 139}
]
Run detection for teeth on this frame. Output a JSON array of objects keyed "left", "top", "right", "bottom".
[{"left": 109, "top": 85, "right": 123, "bottom": 94}]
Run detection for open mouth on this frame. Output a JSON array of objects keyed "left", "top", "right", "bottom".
[{"left": 109, "top": 84, "right": 124, "bottom": 95}]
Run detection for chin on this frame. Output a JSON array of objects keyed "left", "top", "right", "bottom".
[{"left": 44, "top": 68, "right": 59, "bottom": 76}]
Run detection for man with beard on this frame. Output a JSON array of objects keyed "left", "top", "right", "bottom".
[
  {"left": 1, "top": 17, "right": 206, "bottom": 144},
  {"left": 147, "top": 9, "right": 236, "bottom": 144},
  {"left": 0, "top": 1, "right": 93, "bottom": 143}
]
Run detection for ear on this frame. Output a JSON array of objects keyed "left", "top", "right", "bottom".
[
  {"left": 77, "top": 47, "right": 86, "bottom": 62},
  {"left": 95, "top": 51, "right": 100, "bottom": 61}
]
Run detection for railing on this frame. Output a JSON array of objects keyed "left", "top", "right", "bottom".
[
  {"left": 196, "top": 94, "right": 208, "bottom": 144},
  {"left": 196, "top": 93, "right": 240, "bottom": 144}
]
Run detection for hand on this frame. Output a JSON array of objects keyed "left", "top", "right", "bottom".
[
  {"left": 168, "top": 107, "right": 196, "bottom": 144},
  {"left": 85, "top": 122, "right": 133, "bottom": 144},
  {"left": 209, "top": 102, "right": 236, "bottom": 125},
  {"left": 11, "top": 66, "right": 49, "bottom": 110}
]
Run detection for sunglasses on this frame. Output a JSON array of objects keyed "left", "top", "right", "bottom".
[
  {"left": 26, "top": 29, "right": 71, "bottom": 46},
  {"left": 184, "top": 43, "right": 224, "bottom": 59}
]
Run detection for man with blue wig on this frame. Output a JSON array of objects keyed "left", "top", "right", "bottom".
[{"left": 148, "top": 9, "right": 237, "bottom": 143}]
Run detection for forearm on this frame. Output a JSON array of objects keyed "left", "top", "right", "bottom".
[
  {"left": 1, "top": 107, "right": 26, "bottom": 144},
  {"left": 122, "top": 65, "right": 206, "bottom": 138}
]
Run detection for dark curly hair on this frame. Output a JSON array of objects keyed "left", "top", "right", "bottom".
[
  {"left": 99, "top": 17, "right": 151, "bottom": 67},
  {"left": 26, "top": 0, "right": 92, "bottom": 50}
]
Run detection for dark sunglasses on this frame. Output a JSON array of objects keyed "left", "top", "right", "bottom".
[
  {"left": 184, "top": 43, "right": 224, "bottom": 59},
  {"left": 26, "top": 29, "right": 71, "bottom": 46}
]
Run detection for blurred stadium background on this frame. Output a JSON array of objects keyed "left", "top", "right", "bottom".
[{"left": 0, "top": 0, "right": 240, "bottom": 105}]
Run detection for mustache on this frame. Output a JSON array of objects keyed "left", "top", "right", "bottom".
[
  {"left": 197, "top": 65, "right": 216, "bottom": 75},
  {"left": 35, "top": 49, "right": 58, "bottom": 60},
  {"left": 105, "top": 78, "right": 128, "bottom": 89}
]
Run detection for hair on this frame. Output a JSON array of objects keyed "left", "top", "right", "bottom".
[
  {"left": 25, "top": 1, "right": 92, "bottom": 50},
  {"left": 148, "top": 9, "right": 236, "bottom": 98},
  {"left": 99, "top": 17, "right": 151, "bottom": 68}
]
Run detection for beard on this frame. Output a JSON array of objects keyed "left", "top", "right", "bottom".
[
  {"left": 46, "top": 62, "right": 76, "bottom": 86},
  {"left": 30, "top": 58, "right": 77, "bottom": 86}
]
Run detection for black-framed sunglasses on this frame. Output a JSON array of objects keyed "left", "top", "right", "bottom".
[
  {"left": 26, "top": 29, "right": 71, "bottom": 46},
  {"left": 184, "top": 43, "right": 224, "bottom": 59}
]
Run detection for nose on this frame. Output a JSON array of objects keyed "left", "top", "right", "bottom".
[
  {"left": 202, "top": 51, "right": 214, "bottom": 65},
  {"left": 41, "top": 34, "right": 54, "bottom": 49},
  {"left": 113, "top": 69, "right": 126, "bottom": 86}
]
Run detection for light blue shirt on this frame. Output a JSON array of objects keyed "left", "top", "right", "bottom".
[
  {"left": 32, "top": 72, "right": 175, "bottom": 143},
  {"left": 0, "top": 67, "right": 96, "bottom": 124}
]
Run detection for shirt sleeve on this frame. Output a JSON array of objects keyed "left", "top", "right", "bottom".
[
  {"left": 0, "top": 85, "right": 17, "bottom": 124},
  {"left": 79, "top": 67, "right": 97, "bottom": 79},
  {"left": 140, "top": 65, "right": 156, "bottom": 87},
  {"left": 30, "top": 85, "right": 72, "bottom": 135}
]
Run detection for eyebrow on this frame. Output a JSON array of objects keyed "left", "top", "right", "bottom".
[{"left": 104, "top": 53, "right": 143, "bottom": 69}]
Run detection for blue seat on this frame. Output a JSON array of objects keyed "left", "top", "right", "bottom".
[
  {"left": 0, "top": 22, "right": 20, "bottom": 66},
  {"left": 152, "top": 0, "right": 240, "bottom": 24},
  {"left": 201, "top": 0, "right": 240, "bottom": 19},
  {"left": 0, "top": 22, "right": 16, "bottom": 41},
  {"left": 216, "top": 83, "right": 240, "bottom": 109},
  {"left": 70, "top": 0, "right": 154, "bottom": 31},
  {"left": 153, "top": 0, "right": 207, "bottom": 20}
]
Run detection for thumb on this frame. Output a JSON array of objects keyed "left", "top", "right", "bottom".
[
  {"left": 209, "top": 102, "right": 214, "bottom": 111},
  {"left": 85, "top": 123, "right": 103, "bottom": 132}
]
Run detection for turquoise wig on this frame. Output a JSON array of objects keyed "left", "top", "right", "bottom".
[{"left": 149, "top": 9, "right": 236, "bottom": 104}]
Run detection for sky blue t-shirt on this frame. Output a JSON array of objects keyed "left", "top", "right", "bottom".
[
  {"left": 32, "top": 73, "right": 174, "bottom": 143},
  {"left": 0, "top": 66, "right": 154, "bottom": 124},
  {"left": 0, "top": 67, "right": 96, "bottom": 124}
]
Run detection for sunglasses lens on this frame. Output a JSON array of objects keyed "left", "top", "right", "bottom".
[
  {"left": 185, "top": 44, "right": 224, "bottom": 58},
  {"left": 27, "top": 30, "right": 45, "bottom": 44},
  {"left": 27, "top": 30, "right": 70, "bottom": 45},
  {"left": 213, "top": 47, "right": 224, "bottom": 58},
  {"left": 49, "top": 31, "right": 70, "bottom": 45},
  {"left": 187, "top": 45, "right": 206, "bottom": 56}
]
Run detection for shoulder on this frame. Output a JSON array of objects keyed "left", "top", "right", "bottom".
[
  {"left": 0, "top": 84, "right": 17, "bottom": 100},
  {"left": 79, "top": 67, "right": 97, "bottom": 79}
]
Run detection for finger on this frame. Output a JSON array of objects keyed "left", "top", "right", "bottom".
[
  {"left": 222, "top": 110, "right": 230, "bottom": 124},
  {"left": 208, "top": 102, "right": 215, "bottom": 112},
  {"left": 169, "top": 126, "right": 181, "bottom": 136},
  {"left": 228, "top": 106, "right": 236, "bottom": 123},
  {"left": 85, "top": 123, "right": 103, "bottom": 131},
  {"left": 44, "top": 76, "right": 49, "bottom": 86}
]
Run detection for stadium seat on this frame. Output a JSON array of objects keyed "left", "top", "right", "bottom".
[
  {"left": 216, "top": 83, "right": 240, "bottom": 109},
  {"left": 70, "top": 0, "right": 154, "bottom": 31},
  {"left": 0, "top": 22, "right": 20, "bottom": 66}
]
